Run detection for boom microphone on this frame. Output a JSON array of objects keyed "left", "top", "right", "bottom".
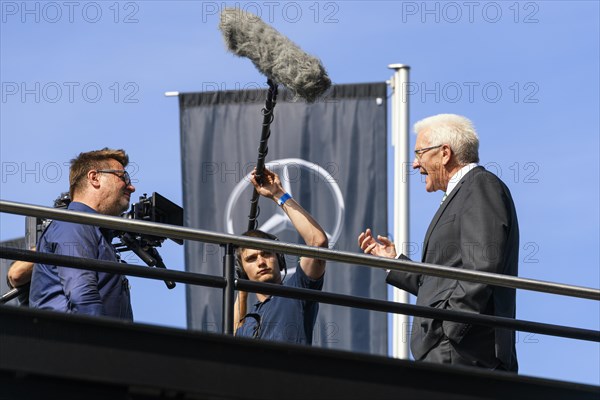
[{"left": 219, "top": 8, "right": 331, "bottom": 102}]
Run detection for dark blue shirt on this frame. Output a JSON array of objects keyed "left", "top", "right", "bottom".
[
  {"left": 236, "top": 265, "right": 323, "bottom": 344},
  {"left": 29, "top": 202, "right": 133, "bottom": 320}
]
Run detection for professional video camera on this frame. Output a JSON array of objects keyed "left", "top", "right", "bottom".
[
  {"left": 114, "top": 192, "right": 184, "bottom": 289},
  {"left": 2, "top": 192, "right": 183, "bottom": 304}
]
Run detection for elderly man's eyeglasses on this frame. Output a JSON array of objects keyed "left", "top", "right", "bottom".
[
  {"left": 96, "top": 169, "right": 131, "bottom": 186},
  {"left": 414, "top": 145, "right": 442, "bottom": 160}
]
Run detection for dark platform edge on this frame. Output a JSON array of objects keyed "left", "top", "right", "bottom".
[{"left": 1, "top": 306, "right": 598, "bottom": 400}]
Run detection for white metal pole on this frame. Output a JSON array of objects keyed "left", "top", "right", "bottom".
[{"left": 388, "top": 64, "right": 411, "bottom": 360}]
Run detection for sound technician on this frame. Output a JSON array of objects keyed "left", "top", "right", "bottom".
[{"left": 234, "top": 167, "right": 328, "bottom": 344}]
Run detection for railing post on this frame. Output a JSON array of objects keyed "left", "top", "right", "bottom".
[{"left": 222, "top": 243, "right": 235, "bottom": 335}]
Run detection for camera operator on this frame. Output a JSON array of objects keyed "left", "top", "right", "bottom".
[{"left": 29, "top": 148, "right": 136, "bottom": 320}]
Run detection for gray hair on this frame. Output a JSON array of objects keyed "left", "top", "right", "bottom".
[{"left": 414, "top": 114, "right": 479, "bottom": 164}]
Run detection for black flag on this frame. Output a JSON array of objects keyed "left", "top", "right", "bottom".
[{"left": 179, "top": 82, "right": 388, "bottom": 354}]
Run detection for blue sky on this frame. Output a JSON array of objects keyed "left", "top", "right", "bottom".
[{"left": 1, "top": 0, "right": 598, "bottom": 386}]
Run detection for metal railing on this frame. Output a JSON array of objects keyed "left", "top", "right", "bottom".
[{"left": 1, "top": 200, "right": 599, "bottom": 343}]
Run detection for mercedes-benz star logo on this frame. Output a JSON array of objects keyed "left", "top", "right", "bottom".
[{"left": 224, "top": 158, "right": 345, "bottom": 250}]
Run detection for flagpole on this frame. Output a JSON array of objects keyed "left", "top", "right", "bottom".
[{"left": 388, "top": 64, "right": 411, "bottom": 360}]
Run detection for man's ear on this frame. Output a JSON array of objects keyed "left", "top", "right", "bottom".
[
  {"left": 441, "top": 144, "right": 453, "bottom": 166},
  {"left": 88, "top": 170, "right": 101, "bottom": 189}
]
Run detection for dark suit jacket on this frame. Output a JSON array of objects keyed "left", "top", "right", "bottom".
[{"left": 387, "top": 166, "right": 519, "bottom": 371}]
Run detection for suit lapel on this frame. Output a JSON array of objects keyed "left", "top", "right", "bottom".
[
  {"left": 421, "top": 189, "right": 458, "bottom": 261},
  {"left": 421, "top": 167, "right": 483, "bottom": 261}
]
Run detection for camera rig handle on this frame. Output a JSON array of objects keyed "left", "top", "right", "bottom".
[{"left": 119, "top": 232, "right": 176, "bottom": 290}]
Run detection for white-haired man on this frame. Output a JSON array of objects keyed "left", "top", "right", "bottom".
[{"left": 359, "top": 114, "right": 519, "bottom": 372}]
